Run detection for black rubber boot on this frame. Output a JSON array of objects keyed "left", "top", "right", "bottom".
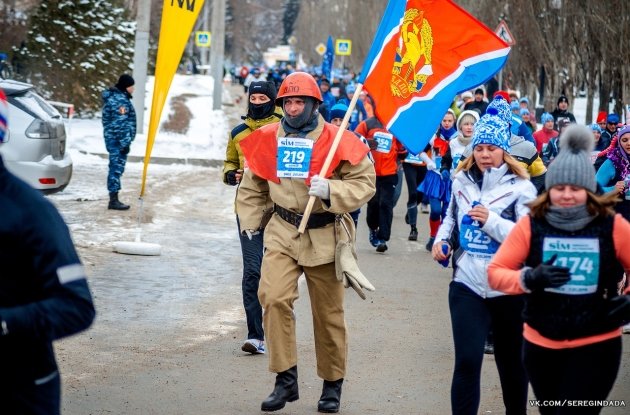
[
  {"left": 261, "top": 366, "right": 299, "bottom": 412},
  {"left": 408, "top": 225, "right": 418, "bottom": 241},
  {"left": 317, "top": 378, "right": 343, "bottom": 413},
  {"left": 108, "top": 192, "right": 130, "bottom": 210}
]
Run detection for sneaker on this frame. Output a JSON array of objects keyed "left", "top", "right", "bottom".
[
  {"left": 242, "top": 339, "right": 265, "bottom": 354},
  {"left": 421, "top": 204, "right": 430, "bottom": 214},
  {"left": 484, "top": 341, "right": 494, "bottom": 355},
  {"left": 376, "top": 240, "right": 388, "bottom": 252},
  {"left": 408, "top": 226, "right": 418, "bottom": 241},
  {"left": 369, "top": 229, "right": 379, "bottom": 247},
  {"left": 623, "top": 323, "right": 630, "bottom": 334},
  {"left": 425, "top": 236, "right": 435, "bottom": 251}
]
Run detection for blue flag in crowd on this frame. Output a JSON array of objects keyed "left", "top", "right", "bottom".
[{"left": 322, "top": 36, "right": 334, "bottom": 80}]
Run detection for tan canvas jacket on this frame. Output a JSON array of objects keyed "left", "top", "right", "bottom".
[{"left": 237, "top": 116, "right": 376, "bottom": 267}]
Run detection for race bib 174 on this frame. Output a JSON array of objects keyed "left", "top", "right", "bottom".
[
  {"left": 543, "top": 237, "right": 600, "bottom": 295},
  {"left": 277, "top": 137, "right": 314, "bottom": 179},
  {"left": 373, "top": 132, "right": 393, "bottom": 154}
]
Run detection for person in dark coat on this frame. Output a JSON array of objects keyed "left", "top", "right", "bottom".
[
  {"left": 601, "top": 113, "right": 620, "bottom": 150},
  {"left": 463, "top": 88, "right": 488, "bottom": 115},
  {"left": 0, "top": 90, "right": 95, "bottom": 415},
  {"left": 550, "top": 95, "right": 576, "bottom": 132},
  {"left": 102, "top": 74, "right": 137, "bottom": 210}
]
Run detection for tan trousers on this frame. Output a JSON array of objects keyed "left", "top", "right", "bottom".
[{"left": 258, "top": 249, "right": 348, "bottom": 381}]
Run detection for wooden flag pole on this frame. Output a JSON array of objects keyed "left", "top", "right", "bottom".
[{"left": 298, "top": 83, "right": 364, "bottom": 234}]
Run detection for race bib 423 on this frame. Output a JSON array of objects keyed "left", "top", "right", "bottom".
[
  {"left": 277, "top": 137, "right": 314, "bottom": 179},
  {"left": 543, "top": 237, "right": 600, "bottom": 295}
]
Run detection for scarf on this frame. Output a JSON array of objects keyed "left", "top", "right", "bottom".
[
  {"left": 546, "top": 204, "right": 597, "bottom": 232},
  {"left": 456, "top": 132, "right": 472, "bottom": 147},
  {"left": 440, "top": 125, "right": 456, "bottom": 140},
  {"left": 606, "top": 143, "right": 630, "bottom": 179}
]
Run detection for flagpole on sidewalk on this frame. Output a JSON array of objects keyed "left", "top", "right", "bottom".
[{"left": 298, "top": 83, "right": 364, "bottom": 234}]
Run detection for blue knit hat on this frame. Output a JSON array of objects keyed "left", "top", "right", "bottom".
[
  {"left": 588, "top": 123, "right": 602, "bottom": 134},
  {"left": 329, "top": 103, "right": 348, "bottom": 121},
  {"left": 519, "top": 108, "right": 530, "bottom": 116},
  {"left": 519, "top": 97, "right": 530, "bottom": 106},
  {"left": 510, "top": 101, "right": 520, "bottom": 111},
  {"left": 346, "top": 84, "right": 356, "bottom": 94},
  {"left": 471, "top": 114, "right": 511, "bottom": 153},
  {"left": 487, "top": 98, "right": 512, "bottom": 124},
  {"left": 607, "top": 113, "right": 620, "bottom": 123},
  {"left": 541, "top": 112, "right": 554, "bottom": 124}
]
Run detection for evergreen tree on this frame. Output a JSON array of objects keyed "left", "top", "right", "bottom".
[{"left": 16, "top": 0, "right": 134, "bottom": 114}]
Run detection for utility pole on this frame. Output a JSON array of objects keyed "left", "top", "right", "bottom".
[
  {"left": 210, "top": 0, "right": 225, "bottom": 110},
  {"left": 132, "top": 0, "right": 151, "bottom": 134},
  {"left": 200, "top": 1, "right": 210, "bottom": 67}
]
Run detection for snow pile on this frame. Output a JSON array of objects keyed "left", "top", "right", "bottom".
[{"left": 69, "top": 74, "right": 228, "bottom": 160}]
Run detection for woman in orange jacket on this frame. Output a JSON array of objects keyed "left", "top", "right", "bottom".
[{"left": 488, "top": 125, "right": 630, "bottom": 414}]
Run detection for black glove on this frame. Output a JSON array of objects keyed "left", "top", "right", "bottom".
[
  {"left": 226, "top": 169, "right": 239, "bottom": 186},
  {"left": 523, "top": 254, "right": 571, "bottom": 291},
  {"left": 397, "top": 150, "right": 408, "bottom": 160},
  {"left": 121, "top": 145, "right": 130, "bottom": 155},
  {"left": 607, "top": 295, "right": 630, "bottom": 328},
  {"left": 367, "top": 139, "right": 378, "bottom": 150}
]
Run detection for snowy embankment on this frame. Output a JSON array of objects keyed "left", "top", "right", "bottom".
[{"left": 69, "top": 74, "right": 228, "bottom": 161}]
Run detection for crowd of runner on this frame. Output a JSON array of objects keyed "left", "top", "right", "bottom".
[{"left": 223, "top": 68, "right": 630, "bottom": 414}]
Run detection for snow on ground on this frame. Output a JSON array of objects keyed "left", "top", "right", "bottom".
[{"left": 69, "top": 74, "right": 228, "bottom": 160}]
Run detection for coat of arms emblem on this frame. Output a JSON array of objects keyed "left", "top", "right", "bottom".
[{"left": 391, "top": 8, "right": 434, "bottom": 98}]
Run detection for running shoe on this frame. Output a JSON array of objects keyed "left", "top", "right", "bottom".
[
  {"left": 623, "top": 323, "right": 630, "bottom": 334},
  {"left": 421, "top": 204, "right": 430, "bottom": 213},
  {"left": 369, "top": 229, "right": 379, "bottom": 247},
  {"left": 376, "top": 240, "right": 388, "bottom": 252},
  {"left": 409, "top": 226, "right": 418, "bottom": 241},
  {"left": 242, "top": 339, "right": 265, "bottom": 354},
  {"left": 425, "top": 236, "right": 435, "bottom": 251}
]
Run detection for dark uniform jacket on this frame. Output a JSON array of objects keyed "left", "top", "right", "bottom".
[{"left": 0, "top": 157, "right": 95, "bottom": 414}]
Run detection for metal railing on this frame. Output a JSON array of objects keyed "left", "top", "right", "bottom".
[{"left": 47, "top": 101, "right": 75, "bottom": 136}]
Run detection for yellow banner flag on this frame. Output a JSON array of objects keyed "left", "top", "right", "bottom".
[{"left": 141, "top": 0, "right": 206, "bottom": 196}]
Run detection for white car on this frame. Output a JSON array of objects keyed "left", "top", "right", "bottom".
[{"left": 0, "top": 79, "right": 72, "bottom": 194}]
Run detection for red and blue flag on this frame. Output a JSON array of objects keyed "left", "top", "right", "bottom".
[{"left": 358, "top": 0, "right": 510, "bottom": 154}]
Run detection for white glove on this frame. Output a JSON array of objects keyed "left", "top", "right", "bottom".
[
  {"left": 244, "top": 229, "right": 260, "bottom": 240},
  {"left": 419, "top": 152, "right": 436, "bottom": 171},
  {"left": 308, "top": 175, "right": 330, "bottom": 199}
]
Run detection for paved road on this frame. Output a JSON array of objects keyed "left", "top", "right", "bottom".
[{"left": 52, "top": 157, "right": 630, "bottom": 414}]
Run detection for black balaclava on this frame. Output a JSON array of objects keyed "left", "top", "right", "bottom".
[{"left": 247, "top": 81, "right": 277, "bottom": 120}]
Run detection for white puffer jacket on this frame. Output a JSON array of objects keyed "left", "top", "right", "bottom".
[{"left": 436, "top": 163, "right": 537, "bottom": 298}]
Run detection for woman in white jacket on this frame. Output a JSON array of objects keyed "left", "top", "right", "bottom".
[{"left": 431, "top": 112, "right": 537, "bottom": 415}]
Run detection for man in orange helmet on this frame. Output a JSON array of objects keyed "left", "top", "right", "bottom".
[{"left": 237, "top": 72, "right": 376, "bottom": 413}]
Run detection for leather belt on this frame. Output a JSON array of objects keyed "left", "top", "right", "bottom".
[{"left": 274, "top": 204, "right": 336, "bottom": 230}]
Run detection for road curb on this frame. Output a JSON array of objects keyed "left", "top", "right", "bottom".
[{"left": 78, "top": 151, "right": 223, "bottom": 168}]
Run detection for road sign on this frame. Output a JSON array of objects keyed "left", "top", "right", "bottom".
[
  {"left": 288, "top": 35, "right": 297, "bottom": 45},
  {"left": 195, "top": 31, "right": 211, "bottom": 47},
  {"left": 335, "top": 39, "right": 352, "bottom": 56},
  {"left": 315, "top": 43, "right": 327, "bottom": 56},
  {"left": 494, "top": 21, "right": 515, "bottom": 45}
]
